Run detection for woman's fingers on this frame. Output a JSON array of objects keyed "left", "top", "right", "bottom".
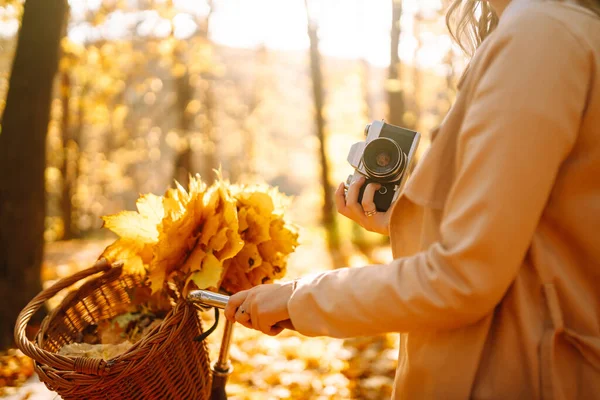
[
  {"left": 236, "top": 317, "right": 254, "bottom": 330},
  {"left": 334, "top": 178, "right": 391, "bottom": 235},
  {"left": 334, "top": 182, "right": 349, "bottom": 217},
  {"left": 250, "top": 297, "right": 262, "bottom": 332},
  {"left": 236, "top": 300, "right": 254, "bottom": 329},
  {"left": 266, "top": 325, "right": 285, "bottom": 336},
  {"left": 225, "top": 284, "right": 295, "bottom": 336},
  {"left": 345, "top": 176, "right": 365, "bottom": 205},
  {"left": 361, "top": 182, "right": 381, "bottom": 212},
  {"left": 346, "top": 176, "right": 366, "bottom": 215},
  {"left": 225, "top": 290, "right": 249, "bottom": 322}
]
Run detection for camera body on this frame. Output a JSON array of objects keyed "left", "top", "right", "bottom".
[{"left": 346, "top": 120, "right": 420, "bottom": 212}]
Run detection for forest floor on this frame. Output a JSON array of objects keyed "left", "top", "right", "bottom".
[{"left": 1, "top": 235, "right": 399, "bottom": 400}]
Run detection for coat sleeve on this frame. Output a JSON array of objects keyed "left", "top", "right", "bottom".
[{"left": 287, "top": 10, "right": 590, "bottom": 338}]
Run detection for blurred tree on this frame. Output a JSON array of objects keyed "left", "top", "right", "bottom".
[
  {"left": 240, "top": 45, "right": 266, "bottom": 182},
  {"left": 171, "top": 0, "right": 218, "bottom": 186},
  {"left": 198, "top": 0, "right": 218, "bottom": 186},
  {"left": 304, "top": 0, "right": 344, "bottom": 267},
  {"left": 387, "top": 0, "right": 405, "bottom": 127},
  {"left": 59, "top": 69, "right": 79, "bottom": 240},
  {"left": 360, "top": 59, "right": 372, "bottom": 122},
  {"left": 59, "top": 59, "right": 89, "bottom": 240},
  {"left": 358, "top": 0, "right": 373, "bottom": 123},
  {"left": 172, "top": 45, "right": 194, "bottom": 188},
  {"left": 0, "top": 0, "right": 67, "bottom": 349},
  {"left": 228, "top": 44, "right": 267, "bottom": 183}
]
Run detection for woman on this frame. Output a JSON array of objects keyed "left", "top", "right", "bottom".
[{"left": 224, "top": 0, "right": 600, "bottom": 398}]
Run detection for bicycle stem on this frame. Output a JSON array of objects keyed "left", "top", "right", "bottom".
[{"left": 188, "top": 290, "right": 234, "bottom": 399}]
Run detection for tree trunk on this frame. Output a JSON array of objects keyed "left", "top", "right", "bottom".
[
  {"left": 358, "top": 0, "right": 372, "bottom": 122},
  {"left": 59, "top": 71, "right": 74, "bottom": 239},
  {"left": 59, "top": 73, "right": 87, "bottom": 240},
  {"left": 172, "top": 70, "right": 194, "bottom": 188},
  {"left": 0, "top": 0, "right": 67, "bottom": 350},
  {"left": 360, "top": 59, "right": 373, "bottom": 121},
  {"left": 61, "top": 78, "right": 87, "bottom": 240},
  {"left": 172, "top": 3, "right": 218, "bottom": 186},
  {"left": 305, "top": 2, "right": 344, "bottom": 267},
  {"left": 230, "top": 45, "right": 266, "bottom": 183},
  {"left": 387, "top": 0, "right": 405, "bottom": 127},
  {"left": 199, "top": 4, "right": 218, "bottom": 185},
  {"left": 200, "top": 77, "right": 217, "bottom": 185}
]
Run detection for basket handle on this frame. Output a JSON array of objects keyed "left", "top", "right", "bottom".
[{"left": 14, "top": 258, "right": 115, "bottom": 375}]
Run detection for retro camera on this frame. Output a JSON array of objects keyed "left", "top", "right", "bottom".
[{"left": 345, "top": 120, "right": 420, "bottom": 212}]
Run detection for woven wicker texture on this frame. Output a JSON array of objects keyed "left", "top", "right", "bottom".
[{"left": 15, "top": 259, "right": 212, "bottom": 400}]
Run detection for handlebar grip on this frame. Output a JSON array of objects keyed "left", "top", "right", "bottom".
[{"left": 188, "top": 290, "right": 295, "bottom": 331}]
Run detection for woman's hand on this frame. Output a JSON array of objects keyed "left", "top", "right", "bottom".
[
  {"left": 224, "top": 282, "right": 295, "bottom": 336},
  {"left": 335, "top": 176, "right": 391, "bottom": 235}
]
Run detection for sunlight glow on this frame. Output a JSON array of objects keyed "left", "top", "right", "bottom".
[
  {"left": 2, "top": 0, "right": 457, "bottom": 71},
  {"left": 0, "top": 5, "right": 20, "bottom": 38}
]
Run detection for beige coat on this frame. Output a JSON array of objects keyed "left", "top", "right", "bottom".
[{"left": 287, "top": 1, "right": 600, "bottom": 398}]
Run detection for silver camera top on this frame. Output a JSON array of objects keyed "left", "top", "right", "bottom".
[
  {"left": 347, "top": 120, "right": 386, "bottom": 172},
  {"left": 345, "top": 120, "right": 420, "bottom": 211}
]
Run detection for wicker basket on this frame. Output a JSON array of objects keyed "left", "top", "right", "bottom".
[{"left": 14, "top": 259, "right": 212, "bottom": 400}]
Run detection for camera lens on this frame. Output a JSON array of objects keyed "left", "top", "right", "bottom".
[{"left": 362, "top": 137, "right": 406, "bottom": 181}]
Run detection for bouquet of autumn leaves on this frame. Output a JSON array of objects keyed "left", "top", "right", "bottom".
[
  {"left": 102, "top": 174, "right": 299, "bottom": 297},
  {"left": 59, "top": 174, "right": 298, "bottom": 359}
]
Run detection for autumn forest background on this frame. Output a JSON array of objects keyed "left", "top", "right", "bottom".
[{"left": 0, "top": 0, "right": 465, "bottom": 398}]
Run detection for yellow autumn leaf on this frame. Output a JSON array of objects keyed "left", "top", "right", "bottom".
[
  {"left": 162, "top": 180, "right": 192, "bottom": 219},
  {"left": 173, "top": 180, "right": 191, "bottom": 203},
  {"left": 150, "top": 175, "right": 207, "bottom": 293},
  {"left": 101, "top": 193, "right": 164, "bottom": 243},
  {"left": 125, "top": 256, "right": 146, "bottom": 277},
  {"left": 200, "top": 214, "right": 221, "bottom": 246},
  {"left": 222, "top": 192, "right": 238, "bottom": 224},
  {"left": 102, "top": 211, "right": 159, "bottom": 243},
  {"left": 216, "top": 228, "right": 245, "bottom": 262},
  {"left": 242, "top": 207, "right": 271, "bottom": 244},
  {"left": 208, "top": 227, "right": 230, "bottom": 252},
  {"left": 149, "top": 267, "right": 166, "bottom": 294},
  {"left": 202, "top": 178, "right": 243, "bottom": 260},
  {"left": 162, "top": 195, "right": 183, "bottom": 218},
  {"left": 267, "top": 219, "right": 300, "bottom": 254},
  {"left": 152, "top": 211, "right": 197, "bottom": 275},
  {"left": 190, "top": 252, "right": 223, "bottom": 290},
  {"left": 181, "top": 244, "right": 207, "bottom": 275},
  {"left": 247, "top": 261, "right": 280, "bottom": 286},
  {"left": 188, "top": 173, "right": 207, "bottom": 197},
  {"left": 238, "top": 191, "right": 274, "bottom": 216},
  {"left": 258, "top": 242, "right": 286, "bottom": 268},
  {"left": 202, "top": 183, "right": 221, "bottom": 216},
  {"left": 238, "top": 207, "right": 249, "bottom": 232},
  {"left": 233, "top": 243, "right": 262, "bottom": 272},
  {"left": 135, "top": 193, "right": 165, "bottom": 223},
  {"left": 220, "top": 258, "right": 254, "bottom": 293},
  {"left": 219, "top": 183, "right": 299, "bottom": 294},
  {"left": 100, "top": 238, "right": 148, "bottom": 276},
  {"left": 231, "top": 183, "right": 290, "bottom": 213}
]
